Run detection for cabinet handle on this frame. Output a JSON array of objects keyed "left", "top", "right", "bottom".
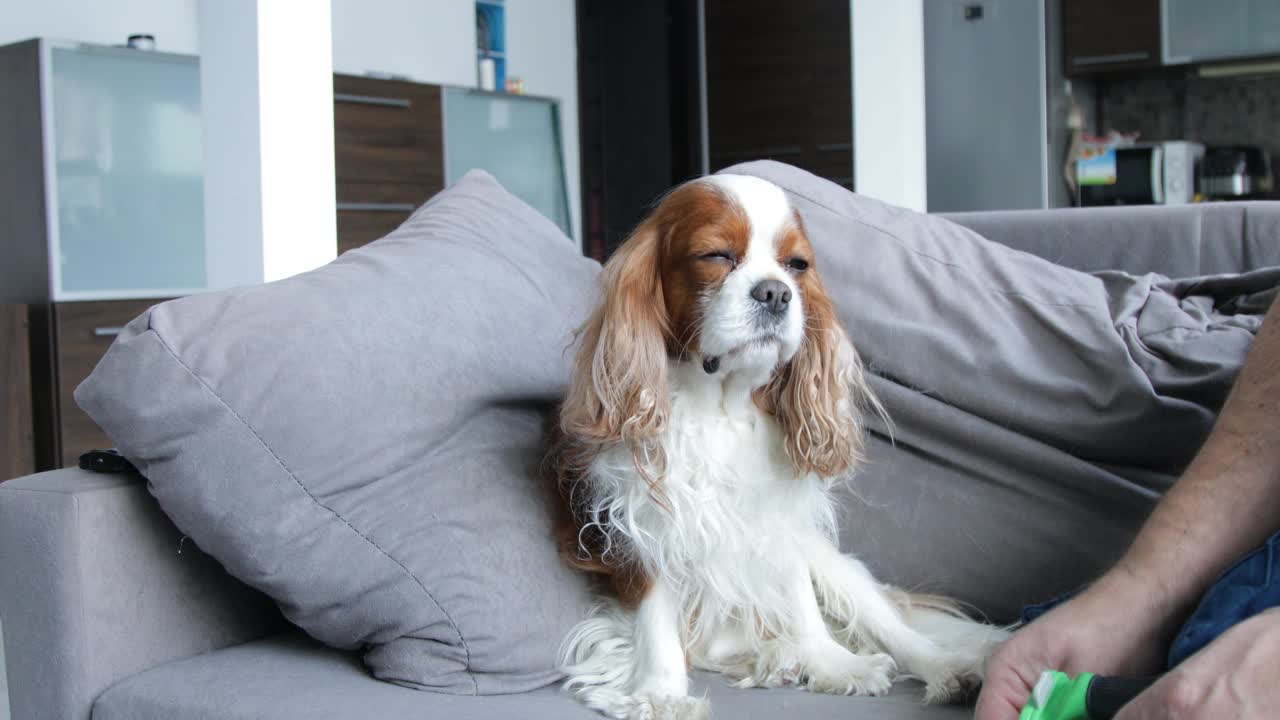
[
  {"left": 336, "top": 202, "right": 416, "bottom": 212},
  {"left": 334, "top": 93, "right": 412, "bottom": 108},
  {"left": 94, "top": 327, "right": 123, "bottom": 337},
  {"left": 1072, "top": 51, "right": 1151, "bottom": 66}
]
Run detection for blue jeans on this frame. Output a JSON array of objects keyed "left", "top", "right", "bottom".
[
  {"left": 1019, "top": 529, "right": 1280, "bottom": 670},
  {"left": 1166, "top": 529, "right": 1280, "bottom": 667}
]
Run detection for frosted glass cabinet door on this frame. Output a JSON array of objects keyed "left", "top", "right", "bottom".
[
  {"left": 442, "top": 88, "right": 571, "bottom": 236},
  {"left": 49, "top": 45, "right": 205, "bottom": 297},
  {"left": 1163, "top": 0, "right": 1280, "bottom": 64}
]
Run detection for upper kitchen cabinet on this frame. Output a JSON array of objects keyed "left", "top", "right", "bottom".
[
  {"left": 0, "top": 39, "right": 207, "bottom": 303},
  {"left": 1063, "top": 0, "right": 1163, "bottom": 74},
  {"left": 1163, "top": 0, "right": 1280, "bottom": 65}
]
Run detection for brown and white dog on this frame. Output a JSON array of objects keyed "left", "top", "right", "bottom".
[{"left": 548, "top": 175, "right": 1006, "bottom": 719}]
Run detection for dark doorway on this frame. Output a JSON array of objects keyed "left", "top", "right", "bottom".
[
  {"left": 576, "top": 1, "right": 853, "bottom": 261},
  {"left": 704, "top": 0, "right": 852, "bottom": 188},
  {"left": 576, "top": 0, "right": 704, "bottom": 261}
]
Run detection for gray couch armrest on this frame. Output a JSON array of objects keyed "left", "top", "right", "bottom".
[
  {"left": 943, "top": 201, "right": 1280, "bottom": 277},
  {"left": 0, "top": 469, "right": 283, "bottom": 720}
]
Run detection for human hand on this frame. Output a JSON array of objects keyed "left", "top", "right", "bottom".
[
  {"left": 1114, "top": 608, "right": 1280, "bottom": 720},
  {"left": 974, "top": 574, "right": 1174, "bottom": 720}
]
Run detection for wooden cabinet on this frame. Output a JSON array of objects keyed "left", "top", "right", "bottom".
[
  {"left": 1062, "top": 0, "right": 1162, "bottom": 75},
  {"left": 22, "top": 300, "right": 165, "bottom": 470},
  {"left": 50, "top": 300, "right": 160, "bottom": 468},
  {"left": 0, "top": 39, "right": 203, "bottom": 471},
  {"left": 333, "top": 75, "right": 445, "bottom": 255},
  {"left": 5, "top": 51, "right": 558, "bottom": 471},
  {"left": 331, "top": 76, "right": 571, "bottom": 253},
  {"left": 1, "top": 305, "right": 34, "bottom": 481},
  {"left": 0, "top": 40, "right": 208, "bottom": 303}
]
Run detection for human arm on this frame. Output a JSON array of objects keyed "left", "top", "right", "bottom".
[
  {"left": 976, "top": 297, "right": 1280, "bottom": 720},
  {"left": 1109, "top": 295, "right": 1280, "bottom": 635}
]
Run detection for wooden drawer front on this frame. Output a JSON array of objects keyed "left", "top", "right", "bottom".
[
  {"left": 1, "top": 304, "right": 34, "bottom": 480},
  {"left": 55, "top": 299, "right": 162, "bottom": 467},
  {"left": 334, "top": 74, "right": 444, "bottom": 206},
  {"left": 337, "top": 209, "right": 413, "bottom": 255}
]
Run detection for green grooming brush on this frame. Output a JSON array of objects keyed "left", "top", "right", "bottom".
[
  {"left": 1018, "top": 670, "right": 1157, "bottom": 720},
  {"left": 1018, "top": 671, "right": 1090, "bottom": 720}
]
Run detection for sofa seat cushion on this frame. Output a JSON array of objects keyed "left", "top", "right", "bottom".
[{"left": 92, "top": 633, "right": 971, "bottom": 720}]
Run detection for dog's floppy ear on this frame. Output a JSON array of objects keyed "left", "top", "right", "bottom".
[
  {"left": 550, "top": 215, "right": 672, "bottom": 577},
  {"left": 560, "top": 217, "right": 671, "bottom": 462},
  {"left": 758, "top": 262, "right": 881, "bottom": 479}
]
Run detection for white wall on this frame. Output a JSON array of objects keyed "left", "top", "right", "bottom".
[
  {"left": 505, "top": 0, "right": 580, "bottom": 244},
  {"left": 851, "top": 0, "right": 927, "bottom": 211},
  {"left": 2, "top": 0, "right": 583, "bottom": 244},
  {"left": 330, "top": 0, "right": 475, "bottom": 85},
  {"left": 0, "top": 0, "right": 200, "bottom": 51},
  {"left": 0, "top": 0, "right": 475, "bottom": 82}
]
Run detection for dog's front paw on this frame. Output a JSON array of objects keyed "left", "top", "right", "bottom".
[
  {"left": 621, "top": 695, "right": 710, "bottom": 720},
  {"left": 805, "top": 651, "right": 897, "bottom": 697}
]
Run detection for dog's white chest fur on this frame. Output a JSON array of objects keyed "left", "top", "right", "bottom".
[
  {"left": 585, "top": 363, "right": 839, "bottom": 658},
  {"left": 654, "top": 360, "right": 835, "bottom": 544}
]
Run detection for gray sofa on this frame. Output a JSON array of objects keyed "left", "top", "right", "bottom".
[{"left": 3, "top": 199, "right": 1279, "bottom": 720}]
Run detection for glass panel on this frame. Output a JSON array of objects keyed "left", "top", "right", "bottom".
[
  {"left": 1165, "top": 0, "right": 1280, "bottom": 63},
  {"left": 1243, "top": 0, "right": 1280, "bottom": 59},
  {"left": 443, "top": 88, "right": 570, "bottom": 236},
  {"left": 51, "top": 45, "right": 205, "bottom": 294}
]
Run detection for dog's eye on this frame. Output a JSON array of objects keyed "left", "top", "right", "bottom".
[
  {"left": 700, "top": 251, "right": 737, "bottom": 267},
  {"left": 787, "top": 257, "right": 810, "bottom": 272}
]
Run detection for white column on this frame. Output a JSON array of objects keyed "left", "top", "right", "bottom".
[
  {"left": 851, "top": 0, "right": 927, "bottom": 212},
  {"left": 199, "top": 0, "right": 337, "bottom": 289}
]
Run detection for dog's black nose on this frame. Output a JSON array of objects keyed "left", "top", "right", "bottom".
[{"left": 750, "top": 279, "right": 791, "bottom": 314}]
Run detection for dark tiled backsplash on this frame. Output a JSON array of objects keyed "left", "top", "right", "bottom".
[{"left": 1097, "top": 68, "right": 1280, "bottom": 197}]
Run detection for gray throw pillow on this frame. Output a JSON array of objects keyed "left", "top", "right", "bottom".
[{"left": 75, "top": 171, "right": 598, "bottom": 694}]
